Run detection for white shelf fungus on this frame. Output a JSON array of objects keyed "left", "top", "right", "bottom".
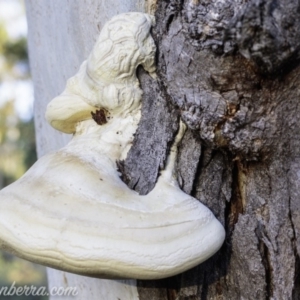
[{"left": 0, "top": 12, "right": 225, "bottom": 280}]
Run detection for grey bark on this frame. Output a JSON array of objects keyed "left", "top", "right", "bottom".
[
  {"left": 119, "top": 68, "right": 179, "bottom": 195},
  {"left": 26, "top": 0, "right": 300, "bottom": 299}
]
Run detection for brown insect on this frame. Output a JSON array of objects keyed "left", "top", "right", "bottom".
[{"left": 91, "top": 109, "right": 107, "bottom": 125}]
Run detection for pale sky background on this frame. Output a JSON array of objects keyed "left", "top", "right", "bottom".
[{"left": 0, "top": 0, "right": 34, "bottom": 121}]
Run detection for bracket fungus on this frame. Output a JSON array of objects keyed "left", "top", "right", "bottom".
[{"left": 0, "top": 12, "right": 225, "bottom": 280}]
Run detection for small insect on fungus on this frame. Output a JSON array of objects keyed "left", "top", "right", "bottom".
[{"left": 91, "top": 109, "right": 107, "bottom": 125}]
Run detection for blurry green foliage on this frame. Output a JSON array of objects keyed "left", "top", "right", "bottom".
[
  {"left": 0, "top": 251, "right": 48, "bottom": 300},
  {"left": 3, "top": 37, "right": 28, "bottom": 65},
  {"left": 0, "top": 100, "right": 37, "bottom": 186},
  {"left": 0, "top": 21, "right": 36, "bottom": 186},
  {"left": 0, "top": 22, "right": 8, "bottom": 54}
]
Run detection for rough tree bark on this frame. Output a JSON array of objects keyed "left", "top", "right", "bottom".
[{"left": 26, "top": 0, "right": 300, "bottom": 299}]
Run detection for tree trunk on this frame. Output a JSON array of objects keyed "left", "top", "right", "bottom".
[{"left": 25, "top": 0, "right": 300, "bottom": 299}]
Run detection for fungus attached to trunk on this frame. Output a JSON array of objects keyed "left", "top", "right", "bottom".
[{"left": 0, "top": 12, "right": 225, "bottom": 280}]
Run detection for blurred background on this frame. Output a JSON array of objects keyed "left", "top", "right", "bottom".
[{"left": 0, "top": 0, "right": 47, "bottom": 298}]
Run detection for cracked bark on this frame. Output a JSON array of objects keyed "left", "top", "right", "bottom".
[{"left": 121, "top": 0, "right": 300, "bottom": 299}]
